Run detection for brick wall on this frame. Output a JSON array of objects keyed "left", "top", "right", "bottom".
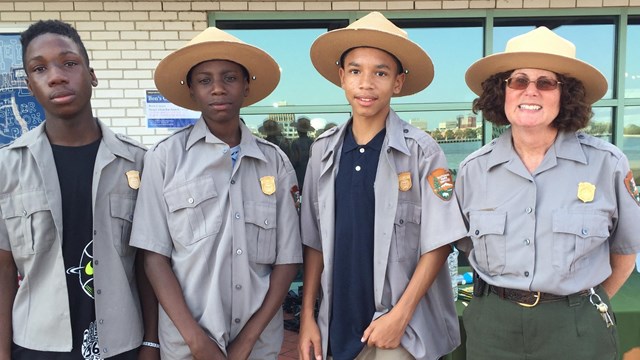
[{"left": 0, "top": 0, "right": 636, "bottom": 146}]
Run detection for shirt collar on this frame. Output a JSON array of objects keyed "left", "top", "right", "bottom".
[
  {"left": 185, "top": 116, "right": 266, "bottom": 162},
  {"left": 7, "top": 119, "right": 136, "bottom": 162},
  {"left": 487, "top": 127, "right": 588, "bottom": 170}
]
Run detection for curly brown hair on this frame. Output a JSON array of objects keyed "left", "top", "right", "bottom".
[{"left": 472, "top": 70, "right": 593, "bottom": 132}]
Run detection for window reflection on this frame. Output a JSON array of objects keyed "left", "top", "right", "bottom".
[
  {"left": 626, "top": 19, "right": 640, "bottom": 98},
  {"left": 394, "top": 24, "right": 483, "bottom": 103},
  {"left": 396, "top": 111, "right": 482, "bottom": 171},
  {"left": 585, "top": 107, "right": 613, "bottom": 143},
  {"left": 493, "top": 21, "right": 615, "bottom": 100},
  {"left": 224, "top": 26, "right": 349, "bottom": 107},
  {"left": 623, "top": 106, "right": 640, "bottom": 183}
]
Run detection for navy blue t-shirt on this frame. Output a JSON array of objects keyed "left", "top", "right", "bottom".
[{"left": 328, "top": 126, "right": 386, "bottom": 359}]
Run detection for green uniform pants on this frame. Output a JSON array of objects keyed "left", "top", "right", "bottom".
[{"left": 463, "top": 285, "right": 619, "bottom": 360}]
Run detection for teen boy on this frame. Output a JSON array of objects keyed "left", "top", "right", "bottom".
[
  {"left": 129, "top": 27, "right": 302, "bottom": 359},
  {"left": 0, "top": 20, "right": 157, "bottom": 360},
  {"left": 298, "top": 12, "right": 467, "bottom": 360}
]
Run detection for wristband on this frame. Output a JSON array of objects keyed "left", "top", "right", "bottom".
[{"left": 142, "top": 341, "right": 160, "bottom": 349}]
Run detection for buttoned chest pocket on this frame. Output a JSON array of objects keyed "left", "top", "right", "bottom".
[
  {"left": 390, "top": 202, "right": 421, "bottom": 262},
  {"left": 165, "top": 177, "right": 222, "bottom": 247},
  {"left": 110, "top": 194, "right": 136, "bottom": 257},
  {"left": 552, "top": 211, "right": 610, "bottom": 276},
  {"left": 244, "top": 201, "right": 277, "bottom": 264},
  {"left": 468, "top": 211, "right": 507, "bottom": 276},
  {"left": 0, "top": 190, "right": 56, "bottom": 256}
]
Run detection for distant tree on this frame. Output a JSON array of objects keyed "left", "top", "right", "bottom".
[
  {"left": 444, "top": 129, "right": 454, "bottom": 140},
  {"left": 432, "top": 129, "right": 443, "bottom": 141},
  {"left": 463, "top": 128, "right": 478, "bottom": 140},
  {"left": 624, "top": 124, "right": 640, "bottom": 135},
  {"left": 454, "top": 129, "right": 465, "bottom": 139}
]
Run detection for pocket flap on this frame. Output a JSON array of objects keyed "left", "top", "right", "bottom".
[
  {"left": 165, "top": 177, "right": 218, "bottom": 213},
  {"left": 394, "top": 202, "right": 421, "bottom": 225},
  {"left": 468, "top": 211, "right": 507, "bottom": 236},
  {"left": 0, "top": 190, "right": 49, "bottom": 218},
  {"left": 244, "top": 201, "right": 276, "bottom": 229},
  {"left": 110, "top": 194, "right": 136, "bottom": 222},
  {"left": 552, "top": 212, "right": 609, "bottom": 238}
]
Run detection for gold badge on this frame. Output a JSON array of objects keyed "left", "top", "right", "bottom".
[
  {"left": 427, "top": 168, "right": 454, "bottom": 201},
  {"left": 125, "top": 170, "right": 140, "bottom": 190},
  {"left": 398, "top": 172, "right": 412, "bottom": 192},
  {"left": 577, "top": 182, "right": 595, "bottom": 203},
  {"left": 260, "top": 176, "right": 276, "bottom": 195}
]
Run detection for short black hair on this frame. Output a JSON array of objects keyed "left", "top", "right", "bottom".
[
  {"left": 21, "top": 20, "right": 90, "bottom": 67},
  {"left": 186, "top": 60, "right": 250, "bottom": 87},
  {"left": 339, "top": 47, "right": 404, "bottom": 75}
]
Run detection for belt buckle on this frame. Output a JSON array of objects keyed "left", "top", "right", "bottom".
[{"left": 517, "top": 291, "right": 541, "bottom": 308}]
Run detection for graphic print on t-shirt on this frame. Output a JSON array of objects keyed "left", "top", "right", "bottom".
[
  {"left": 66, "top": 240, "right": 95, "bottom": 298},
  {"left": 66, "top": 240, "right": 100, "bottom": 359}
]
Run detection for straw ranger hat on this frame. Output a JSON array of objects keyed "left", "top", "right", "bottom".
[
  {"left": 310, "top": 11, "right": 434, "bottom": 97},
  {"left": 291, "top": 117, "right": 315, "bottom": 132},
  {"left": 154, "top": 27, "right": 280, "bottom": 110},
  {"left": 465, "top": 26, "right": 607, "bottom": 104}
]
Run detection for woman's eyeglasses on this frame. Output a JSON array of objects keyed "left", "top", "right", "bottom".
[{"left": 505, "top": 77, "right": 562, "bottom": 91}]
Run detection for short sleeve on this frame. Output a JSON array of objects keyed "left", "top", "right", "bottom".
[{"left": 609, "top": 155, "right": 640, "bottom": 254}]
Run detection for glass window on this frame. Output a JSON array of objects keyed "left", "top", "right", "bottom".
[
  {"left": 397, "top": 110, "right": 482, "bottom": 171},
  {"left": 626, "top": 18, "right": 640, "bottom": 98},
  {"left": 392, "top": 20, "right": 483, "bottom": 104},
  {"left": 220, "top": 20, "right": 349, "bottom": 108},
  {"left": 584, "top": 107, "right": 613, "bottom": 143},
  {"left": 493, "top": 19, "right": 615, "bottom": 100},
  {"left": 623, "top": 106, "right": 640, "bottom": 182},
  {"left": 241, "top": 112, "right": 350, "bottom": 139}
]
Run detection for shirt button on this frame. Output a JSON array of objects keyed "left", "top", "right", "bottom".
[
  {"left": 103, "top": 348, "right": 108, "bottom": 353},
  {"left": 581, "top": 228, "right": 588, "bottom": 235},
  {"left": 399, "top": 219, "right": 404, "bottom": 224},
  {"left": 231, "top": 180, "right": 236, "bottom": 184},
  {"left": 234, "top": 318, "right": 241, "bottom": 324},
  {"left": 523, "top": 239, "right": 530, "bottom": 246},
  {"left": 236, "top": 249, "right": 243, "bottom": 255},
  {"left": 235, "top": 284, "right": 242, "bottom": 290},
  {"left": 223, "top": 148, "right": 229, "bottom": 154},
  {"left": 359, "top": 148, "right": 365, "bottom": 153},
  {"left": 94, "top": 260, "right": 99, "bottom": 265},
  {"left": 524, "top": 271, "right": 530, "bottom": 277},
  {"left": 99, "top": 319, "right": 104, "bottom": 324},
  {"left": 94, "top": 230, "right": 97, "bottom": 235},
  {"left": 22, "top": 210, "right": 27, "bottom": 216},
  {"left": 403, "top": 129, "right": 409, "bottom": 133},
  {"left": 386, "top": 148, "right": 391, "bottom": 153},
  {"left": 355, "top": 165, "right": 361, "bottom": 171},
  {"left": 264, "top": 219, "right": 269, "bottom": 226},
  {"left": 525, "top": 207, "right": 532, "bottom": 214},
  {"left": 96, "top": 289, "right": 102, "bottom": 295},
  {"left": 235, "top": 212, "right": 241, "bottom": 219},
  {"left": 188, "top": 197, "right": 194, "bottom": 204},
  {"left": 474, "top": 230, "right": 479, "bottom": 235}
]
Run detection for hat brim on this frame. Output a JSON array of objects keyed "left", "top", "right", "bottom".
[
  {"left": 310, "top": 28, "right": 434, "bottom": 97},
  {"left": 154, "top": 41, "right": 280, "bottom": 110},
  {"left": 465, "top": 52, "right": 607, "bottom": 104}
]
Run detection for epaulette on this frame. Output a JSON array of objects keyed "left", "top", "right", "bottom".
[
  {"left": 575, "top": 132, "right": 625, "bottom": 159},
  {"left": 148, "top": 125, "right": 194, "bottom": 151},
  {"left": 458, "top": 140, "right": 496, "bottom": 168},
  {"left": 116, "top": 133, "right": 147, "bottom": 151}
]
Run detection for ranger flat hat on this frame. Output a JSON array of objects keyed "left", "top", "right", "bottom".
[
  {"left": 465, "top": 26, "right": 607, "bottom": 104},
  {"left": 154, "top": 27, "right": 280, "bottom": 110},
  {"left": 309, "top": 11, "right": 434, "bottom": 97}
]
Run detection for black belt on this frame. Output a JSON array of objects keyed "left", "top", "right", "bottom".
[{"left": 489, "top": 285, "right": 590, "bottom": 307}]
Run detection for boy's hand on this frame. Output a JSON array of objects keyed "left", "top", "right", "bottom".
[
  {"left": 188, "top": 332, "right": 226, "bottom": 360},
  {"left": 226, "top": 336, "right": 254, "bottom": 360},
  {"left": 298, "top": 316, "right": 322, "bottom": 360},
  {"left": 361, "top": 309, "right": 408, "bottom": 349}
]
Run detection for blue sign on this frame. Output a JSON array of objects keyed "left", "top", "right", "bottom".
[
  {"left": 146, "top": 90, "right": 199, "bottom": 128},
  {"left": 0, "top": 34, "right": 45, "bottom": 145}
]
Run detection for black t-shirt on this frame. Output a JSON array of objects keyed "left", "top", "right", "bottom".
[{"left": 12, "top": 139, "right": 136, "bottom": 360}]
